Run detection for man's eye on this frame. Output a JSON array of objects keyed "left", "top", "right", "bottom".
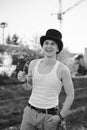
[
  {"left": 51, "top": 42, "right": 55, "bottom": 46},
  {"left": 45, "top": 42, "right": 49, "bottom": 45}
]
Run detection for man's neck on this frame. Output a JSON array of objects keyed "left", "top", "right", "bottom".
[{"left": 42, "top": 57, "right": 57, "bottom": 66}]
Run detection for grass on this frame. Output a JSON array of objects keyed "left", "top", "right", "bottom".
[{"left": 0, "top": 77, "right": 87, "bottom": 130}]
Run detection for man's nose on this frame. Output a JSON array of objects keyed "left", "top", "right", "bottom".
[{"left": 47, "top": 43, "right": 51, "bottom": 47}]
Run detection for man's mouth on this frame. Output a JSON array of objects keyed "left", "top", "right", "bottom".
[{"left": 46, "top": 49, "right": 52, "bottom": 52}]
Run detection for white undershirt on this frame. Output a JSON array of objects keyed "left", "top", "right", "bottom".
[{"left": 29, "top": 59, "right": 62, "bottom": 109}]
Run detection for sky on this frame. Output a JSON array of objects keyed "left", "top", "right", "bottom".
[{"left": 0, "top": 0, "right": 87, "bottom": 54}]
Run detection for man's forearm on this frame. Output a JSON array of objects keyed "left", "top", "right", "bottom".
[{"left": 60, "top": 94, "right": 74, "bottom": 117}]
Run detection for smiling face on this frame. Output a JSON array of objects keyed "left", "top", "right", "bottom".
[{"left": 42, "top": 39, "right": 59, "bottom": 57}]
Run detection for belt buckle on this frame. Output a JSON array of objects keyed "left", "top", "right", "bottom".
[
  {"left": 37, "top": 108, "right": 48, "bottom": 114},
  {"left": 39, "top": 108, "right": 48, "bottom": 114},
  {"left": 45, "top": 109, "right": 48, "bottom": 114}
]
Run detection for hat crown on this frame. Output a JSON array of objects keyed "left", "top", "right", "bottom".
[{"left": 46, "top": 29, "right": 62, "bottom": 40}]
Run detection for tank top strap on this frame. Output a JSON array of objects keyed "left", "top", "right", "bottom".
[
  {"left": 52, "top": 60, "right": 60, "bottom": 72},
  {"left": 32, "top": 59, "right": 42, "bottom": 73}
]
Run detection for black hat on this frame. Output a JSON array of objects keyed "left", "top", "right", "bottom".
[{"left": 40, "top": 29, "right": 63, "bottom": 53}]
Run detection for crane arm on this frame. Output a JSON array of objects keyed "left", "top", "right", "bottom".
[{"left": 62, "top": 0, "right": 85, "bottom": 15}]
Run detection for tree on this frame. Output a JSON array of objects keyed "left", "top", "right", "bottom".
[
  {"left": 12, "top": 34, "right": 19, "bottom": 45},
  {"left": 6, "top": 35, "right": 11, "bottom": 44},
  {"left": 6, "top": 34, "right": 20, "bottom": 45},
  {"left": 30, "top": 34, "right": 40, "bottom": 49}
]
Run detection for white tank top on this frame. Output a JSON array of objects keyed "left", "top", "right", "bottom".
[{"left": 29, "top": 59, "right": 62, "bottom": 109}]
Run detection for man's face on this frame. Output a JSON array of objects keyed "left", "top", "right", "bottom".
[{"left": 42, "top": 39, "right": 59, "bottom": 57}]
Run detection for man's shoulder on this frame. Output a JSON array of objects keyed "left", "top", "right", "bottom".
[
  {"left": 30, "top": 59, "right": 38, "bottom": 65},
  {"left": 59, "top": 62, "right": 70, "bottom": 74},
  {"left": 29, "top": 58, "right": 41, "bottom": 68},
  {"left": 59, "top": 62, "right": 69, "bottom": 69}
]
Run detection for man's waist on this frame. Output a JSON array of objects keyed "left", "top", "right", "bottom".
[
  {"left": 28, "top": 103, "right": 60, "bottom": 115},
  {"left": 29, "top": 94, "right": 59, "bottom": 107}
]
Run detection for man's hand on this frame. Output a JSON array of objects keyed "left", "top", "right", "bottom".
[
  {"left": 47, "top": 115, "right": 60, "bottom": 123},
  {"left": 17, "top": 71, "right": 26, "bottom": 82}
]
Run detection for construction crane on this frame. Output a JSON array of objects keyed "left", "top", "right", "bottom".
[{"left": 51, "top": 0, "right": 86, "bottom": 31}]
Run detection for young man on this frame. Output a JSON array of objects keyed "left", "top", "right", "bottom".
[{"left": 18, "top": 29, "right": 74, "bottom": 130}]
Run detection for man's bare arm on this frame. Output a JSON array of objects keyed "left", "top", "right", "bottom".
[
  {"left": 18, "top": 59, "right": 37, "bottom": 91},
  {"left": 59, "top": 64, "right": 74, "bottom": 117}
]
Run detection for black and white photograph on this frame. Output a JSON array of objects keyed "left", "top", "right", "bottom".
[{"left": 0, "top": 0, "right": 87, "bottom": 130}]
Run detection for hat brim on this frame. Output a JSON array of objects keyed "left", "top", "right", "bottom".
[{"left": 40, "top": 36, "right": 63, "bottom": 54}]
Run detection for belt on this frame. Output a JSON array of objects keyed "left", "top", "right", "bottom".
[{"left": 28, "top": 103, "right": 59, "bottom": 115}]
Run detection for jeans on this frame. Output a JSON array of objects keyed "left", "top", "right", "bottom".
[{"left": 20, "top": 106, "right": 58, "bottom": 130}]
